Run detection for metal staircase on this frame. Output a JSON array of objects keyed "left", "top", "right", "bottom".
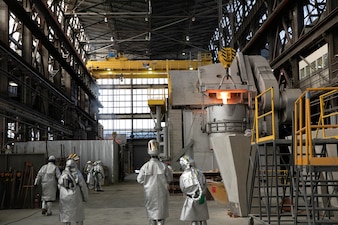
[
  {"left": 247, "top": 87, "right": 338, "bottom": 225},
  {"left": 248, "top": 139, "right": 294, "bottom": 224},
  {"left": 247, "top": 87, "right": 294, "bottom": 225},
  {"left": 293, "top": 88, "right": 338, "bottom": 225},
  {"left": 294, "top": 139, "right": 338, "bottom": 225}
]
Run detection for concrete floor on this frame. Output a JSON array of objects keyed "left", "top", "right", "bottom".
[{"left": 0, "top": 174, "right": 251, "bottom": 225}]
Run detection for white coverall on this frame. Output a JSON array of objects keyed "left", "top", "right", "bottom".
[
  {"left": 83, "top": 161, "right": 94, "bottom": 189},
  {"left": 179, "top": 167, "right": 209, "bottom": 225},
  {"left": 137, "top": 157, "right": 173, "bottom": 225},
  {"left": 93, "top": 161, "right": 105, "bottom": 191},
  {"left": 58, "top": 159, "right": 88, "bottom": 225},
  {"left": 34, "top": 160, "right": 61, "bottom": 215}
]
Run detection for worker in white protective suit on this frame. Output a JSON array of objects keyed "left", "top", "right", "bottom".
[
  {"left": 92, "top": 160, "right": 105, "bottom": 191},
  {"left": 34, "top": 155, "right": 61, "bottom": 216},
  {"left": 83, "top": 160, "right": 94, "bottom": 189},
  {"left": 137, "top": 139, "right": 173, "bottom": 225},
  {"left": 58, "top": 158, "right": 88, "bottom": 225},
  {"left": 179, "top": 155, "right": 209, "bottom": 225}
]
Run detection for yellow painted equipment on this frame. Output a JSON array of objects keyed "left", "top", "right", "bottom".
[
  {"left": 86, "top": 53, "right": 213, "bottom": 79},
  {"left": 294, "top": 87, "right": 338, "bottom": 166},
  {"left": 218, "top": 47, "right": 236, "bottom": 68}
]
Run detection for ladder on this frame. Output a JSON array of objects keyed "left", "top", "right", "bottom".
[
  {"left": 294, "top": 139, "right": 338, "bottom": 225},
  {"left": 19, "top": 162, "right": 35, "bottom": 208}
]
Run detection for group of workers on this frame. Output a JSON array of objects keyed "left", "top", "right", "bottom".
[
  {"left": 83, "top": 160, "right": 105, "bottom": 192},
  {"left": 137, "top": 139, "right": 209, "bottom": 225},
  {"left": 33, "top": 139, "right": 209, "bottom": 225},
  {"left": 34, "top": 153, "right": 89, "bottom": 225}
]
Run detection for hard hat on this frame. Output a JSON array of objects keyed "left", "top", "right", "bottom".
[
  {"left": 87, "top": 160, "right": 92, "bottom": 164},
  {"left": 48, "top": 155, "right": 56, "bottom": 162},
  {"left": 68, "top": 153, "right": 79, "bottom": 161},
  {"left": 147, "top": 139, "right": 160, "bottom": 156},
  {"left": 179, "top": 155, "right": 195, "bottom": 170}
]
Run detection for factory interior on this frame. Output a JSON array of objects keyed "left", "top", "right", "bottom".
[{"left": 1, "top": 0, "right": 338, "bottom": 224}]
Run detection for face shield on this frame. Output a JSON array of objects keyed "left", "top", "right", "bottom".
[
  {"left": 179, "top": 155, "right": 195, "bottom": 170},
  {"left": 66, "top": 159, "right": 77, "bottom": 171},
  {"left": 148, "top": 139, "right": 160, "bottom": 156}
]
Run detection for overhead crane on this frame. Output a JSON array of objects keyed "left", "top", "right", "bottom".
[{"left": 86, "top": 53, "right": 213, "bottom": 79}]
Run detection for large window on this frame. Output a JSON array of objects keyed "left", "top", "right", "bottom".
[
  {"left": 298, "top": 44, "right": 328, "bottom": 81},
  {"left": 97, "top": 77, "right": 168, "bottom": 139}
]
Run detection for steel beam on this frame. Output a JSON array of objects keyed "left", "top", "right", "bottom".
[
  {"left": 98, "top": 113, "right": 151, "bottom": 120},
  {"left": 3, "top": 0, "right": 98, "bottom": 101},
  {"left": 270, "top": 7, "right": 338, "bottom": 69},
  {"left": 0, "top": 95, "right": 73, "bottom": 135},
  {"left": 0, "top": 39, "right": 73, "bottom": 105}
]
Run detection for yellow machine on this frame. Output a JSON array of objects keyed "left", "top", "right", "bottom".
[{"left": 86, "top": 53, "right": 213, "bottom": 79}]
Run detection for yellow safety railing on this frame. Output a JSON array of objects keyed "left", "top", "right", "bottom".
[
  {"left": 318, "top": 89, "right": 338, "bottom": 138},
  {"left": 251, "top": 87, "right": 276, "bottom": 144},
  {"left": 294, "top": 87, "right": 338, "bottom": 166}
]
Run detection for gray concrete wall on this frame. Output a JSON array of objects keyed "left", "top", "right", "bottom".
[{"left": 168, "top": 109, "right": 183, "bottom": 163}]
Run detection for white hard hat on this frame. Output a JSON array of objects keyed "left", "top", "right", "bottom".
[{"left": 48, "top": 155, "right": 56, "bottom": 161}]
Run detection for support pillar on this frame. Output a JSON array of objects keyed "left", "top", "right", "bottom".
[{"left": 0, "top": 1, "right": 9, "bottom": 149}]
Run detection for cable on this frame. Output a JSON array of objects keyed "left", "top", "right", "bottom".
[{"left": 4, "top": 209, "right": 40, "bottom": 225}]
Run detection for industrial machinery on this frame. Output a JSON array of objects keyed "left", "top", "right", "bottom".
[
  {"left": 196, "top": 52, "right": 338, "bottom": 225},
  {"left": 196, "top": 51, "right": 300, "bottom": 218}
]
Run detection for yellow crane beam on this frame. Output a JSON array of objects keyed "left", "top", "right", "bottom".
[{"left": 86, "top": 54, "right": 213, "bottom": 79}]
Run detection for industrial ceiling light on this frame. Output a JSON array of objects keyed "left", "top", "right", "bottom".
[
  {"left": 145, "top": 32, "right": 151, "bottom": 41},
  {"left": 9, "top": 81, "right": 18, "bottom": 86},
  {"left": 186, "top": 36, "right": 190, "bottom": 41}
]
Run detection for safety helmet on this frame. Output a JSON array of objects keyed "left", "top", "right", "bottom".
[
  {"left": 179, "top": 155, "right": 195, "bottom": 170},
  {"left": 68, "top": 153, "right": 79, "bottom": 161},
  {"left": 147, "top": 139, "right": 160, "bottom": 156},
  {"left": 48, "top": 155, "right": 56, "bottom": 162}
]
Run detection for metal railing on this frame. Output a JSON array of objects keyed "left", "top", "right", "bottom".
[
  {"left": 294, "top": 87, "right": 338, "bottom": 166},
  {"left": 251, "top": 87, "right": 276, "bottom": 144}
]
